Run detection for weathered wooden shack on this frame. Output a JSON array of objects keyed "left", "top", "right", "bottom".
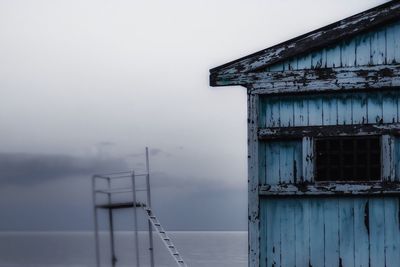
[{"left": 210, "top": 1, "right": 400, "bottom": 266}]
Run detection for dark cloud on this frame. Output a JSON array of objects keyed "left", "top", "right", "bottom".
[{"left": 0, "top": 152, "right": 128, "bottom": 186}]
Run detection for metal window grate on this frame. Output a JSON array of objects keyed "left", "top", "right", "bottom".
[{"left": 315, "top": 136, "right": 381, "bottom": 182}]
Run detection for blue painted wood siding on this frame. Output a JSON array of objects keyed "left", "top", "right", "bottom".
[
  {"left": 260, "top": 197, "right": 400, "bottom": 267},
  {"left": 257, "top": 19, "right": 400, "bottom": 267},
  {"left": 259, "top": 91, "right": 400, "bottom": 128},
  {"left": 259, "top": 91, "right": 400, "bottom": 185},
  {"left": 267, "top": 20, "right": 400, "bottom": 71}
]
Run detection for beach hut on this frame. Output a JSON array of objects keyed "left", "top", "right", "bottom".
[{"left": 209, "top": 1, "right": 400, "bottom": 266}]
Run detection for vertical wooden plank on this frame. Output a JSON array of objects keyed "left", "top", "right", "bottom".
[
  {"left": 352, "top": 93, "right": 367, "bottom": 124},
  {"left": 311, "top": 50, "right": 324, "bottom": 69},
  {"left": 282, "top": 60, "right": 290, "bottom": 71},
  {"left": 265, "top": 96, "right": 280, "bottom": 128},
  {"left": 308, "top": 96, "right": 323, "bottom": 126},
  {"left": 270, "top": 199, "right": 281, "bottom": 267},
  {"left": 382, "top": 135, "right": 395, "bottom": 182},
  {"left": 302, "top": 137, "right": 314, "bottom": 182},
  {"left": 326, "top": 45, "right": 342, "bottom": 68},
  {"left": 341, "top": 39, "right": 356, "bottom": 67},
  {"left": 258, "top": 142, "right": 266, "bottom": 185},
  {"left": 384, "top": 197, "right": 400, "bottom": 267},
  {"left": 367, "top": 92, "right": 383, "bottom": 124},
  {"left": 338, "top": 93, "right": 352, "bottom": 125},
  {"left": 297, "top": 54, "right": 312, "bottom": 70},
  {"left": 322, "top": 95, "right": 338, "bottom": 125},
  {"left": 324, "top": 199, "right": 340, "bottom": 267},
  {"left": 354, "top": 199, "right": 369, "bottom": 267},
  {"left": 355, "top": 33, "right": 371, "bottom": 66},
  {"left": 339, "top": 198, "right": 355, "bottom": 267},
  {"left": 264, "top": 97, "right": 272, "bottom": 128},
  {"left": 259, "top": 200, "right": 268, "bottom": 267},
  {"left": 294, "top": 98, "right": 308, "bottom": 127},
  {"left": 369, "top": 198, "right": 385, "bottom": 267},
  {"left": 386, "top": 21, "right": 400, "bottom": 64},
  {"left": 269, "top": 63, "right": 284, "bottom": 72},
  {"left": 280, "top": 98, "right": 294, "bottom": 127},
  {"left": 382, "top": 91, "right": 398, "bottom": 124},
  {"left": 281, "top": 200, "right": 296, "bottom": 267},
  {"left": 288, "top": 57, "right": 298, "bottom": 71},
  {"left": 248, "top": 93, "right": 259, "bottom": 267},
  {"left": 280, "top": 142, "right": 294, "bottom": 183},
  {"left": 395, "top": 137, "right": 400, "bottom": 181},
  {"left": 259, "top": 96, "right": 266, "bottom": 128},
  {"left": 266, "top": 142, "right": 280, "bottom": 185},
  {"left": 370, "top": 28, "right": 386, "bottom": 65},
  {"left": 310, "top": 198, "right": 325, "bottom": 267},
  {"left": 295, "top": 199, "right": 310, "bottom": 267},
  {"left": 293, "top": 141, "right": 302, "bottom": 184}
]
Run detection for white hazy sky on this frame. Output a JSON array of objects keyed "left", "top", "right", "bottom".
[{"left": 0, "top": 0, "right": 389, "bottom": 230}]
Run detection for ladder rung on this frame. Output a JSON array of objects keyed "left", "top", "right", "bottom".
[{"left": 95, "top": 188, "right": 147, "bottom": 194}]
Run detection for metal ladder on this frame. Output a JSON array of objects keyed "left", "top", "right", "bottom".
[
  {"left": 142, "top": 205, "right": 187, "bottom": 267},
  {"left": 92, "top": 147, "right": 187, "bottom": 267}
]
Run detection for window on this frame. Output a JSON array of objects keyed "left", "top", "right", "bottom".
[{"left": 315, "top": 136, "right": 381, "bottom": 182}]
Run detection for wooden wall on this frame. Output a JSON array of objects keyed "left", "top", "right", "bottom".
[
  {"left": 259, "top": 197, "right": 400, "bottom": 267},
  {"left": 255, "top": 16, "right": 400, "bottom": 267},
  {"left": 258, "top": 92, "right": 400, "bottom": 266},
  {"left": 259, "top": 91, "right": 400, "bottom": 128},
  {"left": 259, "top": 91, "right": 400, "bottom": 185},
  {"left": 267, "top": 21, "right": 400, "bottom": 72}
]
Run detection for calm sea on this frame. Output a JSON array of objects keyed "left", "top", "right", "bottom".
[{"left": 0, "top": 231, "right": 247, "bottom": 267}]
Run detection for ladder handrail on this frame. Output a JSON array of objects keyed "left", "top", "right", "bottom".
[
  {"left": 92, "top": 147, "right": 185, "bottom": 267},
  {"left": 142, "top": 205, "right": 188, "bottom": 267}
]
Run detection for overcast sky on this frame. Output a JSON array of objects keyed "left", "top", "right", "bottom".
[{"left": 0, "top": 0, "right": 389, "bottom": 231}]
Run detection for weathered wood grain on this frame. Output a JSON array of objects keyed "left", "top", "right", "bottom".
[
  {"left": 260, "top": 91, "right": 400, "bottom": 128},
  {"left": 247, "top": 93, "right": 259, "bottom": 267},
  {"left": 302, "top": 137, "right": 314, "bottom": 182},
  {"left": 382, "top": 135, "right": 395, "bottom": 182},
  {"left": 354, "top": 199, "right": 369, "bottom": 267},
  {"left": 324, "top": 199, "right": 340, "bottom": 267},
  {"left": 213, "top": 64, "right": 400, "bottom": 94},
  {"left": 384, "top": 197, "right": 400, "bottom": 266},
  {"left": 310, "top": 199, "right": 324, "bottom": 267},
  {"left": 338, "top": 198, "right": 355, "bottom": 267},
  {"left": 259, "top": 182, "right": 400, "bottom": 196},
  {"left": 258, "top": 123, "right": 400, "bottom": 140},
  {"left": 369, "top": 198, "right": 385, "bottom": 266}
]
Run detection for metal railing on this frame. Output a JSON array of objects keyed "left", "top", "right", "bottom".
[{"left": 92, "top": 148, "right": 154, "bottom": 267}]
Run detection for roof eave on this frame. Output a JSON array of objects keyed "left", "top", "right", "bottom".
[{"left": 209, "top": 0, "right": 400, "bottom": 85}]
